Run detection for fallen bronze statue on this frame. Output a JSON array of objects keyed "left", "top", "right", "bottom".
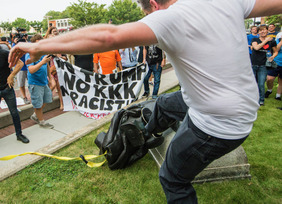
[{"left": 95, "top": 100, "right": 165, "bottom": 170}]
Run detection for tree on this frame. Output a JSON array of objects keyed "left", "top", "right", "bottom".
[
  {"left": 244, "top": 19, "right": 253, "bottom": 30},
  {"left": 12, "top": 18, "right": 29, "bottom": 31},
  {"left": 29, "top": 21, "right": 43, "bottom": 33},
  {"left": 67, "top": 0, "right": 107, "bottom": 28},
  {"left": 265, "top": 14, "right": 282, "bottom": 26},
  {"left": 0, "top": 21, "right": 13, "bottom": 33},
  {"left": 107, "top": 0, "right": 145, "bottom": 25}
]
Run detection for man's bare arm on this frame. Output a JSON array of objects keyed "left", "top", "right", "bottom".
[
  {"left": 7, "top": 60, "right": 23, "bottom": 88},
  {"left": 9, "top": 22, "right": 157, "bottom": 67},
  {"left": 252, "top": 37, "right": 273, "bottom": 50},
  {"left": 248, "top": 0, "right": 282, "bottom": 18},
  {"left": 94, "top": 63, "right": 99, "bottom": 73},
  {"left": 117, "top": 61, "right": 122, "bottom": 72}
]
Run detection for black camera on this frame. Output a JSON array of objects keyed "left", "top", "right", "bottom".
[
  {"left": 14, "top": 28, "right": 27, "bottom": 43},
  {"left": 47, "top": 54, "right": 56, "bottom": 58}
]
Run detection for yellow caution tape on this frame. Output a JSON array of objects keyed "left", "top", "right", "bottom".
[{"left": 0, "top": 151, "right": 107, "bottom": 168}]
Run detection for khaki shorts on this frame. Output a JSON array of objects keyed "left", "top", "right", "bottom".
[{"left": 17, "top": 71, "right": 28, "bottom": 87}]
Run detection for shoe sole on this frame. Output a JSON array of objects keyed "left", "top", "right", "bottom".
[
  {"left": 141, "top": 95, "right": 149, "bottom": 98},
  {"left": 17, "top": 138, "right": 29, "bottom": 143},
  {"left": 39, "top": 125, "right": 54, "bottom": 129},
  {"left": 39, "top": 124, "right": 54, "bottom": 129}
]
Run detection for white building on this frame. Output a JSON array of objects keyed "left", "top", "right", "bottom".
[{"left": 49, "top": 18, "right": 73, "bottom": 33}]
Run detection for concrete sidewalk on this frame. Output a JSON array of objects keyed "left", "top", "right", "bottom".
[{"left": 0, "top": 68, "right": 179, "bottom": 181}]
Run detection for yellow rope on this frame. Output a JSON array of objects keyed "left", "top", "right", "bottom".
[{"left": 0, "top": 151, "right": 107, "bottom": 168}]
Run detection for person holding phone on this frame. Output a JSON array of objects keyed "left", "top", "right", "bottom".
[{"left": 26, "top": 34, "right": 54, "bottom": 129}]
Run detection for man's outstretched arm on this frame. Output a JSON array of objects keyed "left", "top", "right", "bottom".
[
  {"left": 248, "top": 0, "right": 282, "bottom": 18},
  {"left": 9, "top": 22, "right": 157, "bottom": 67}
]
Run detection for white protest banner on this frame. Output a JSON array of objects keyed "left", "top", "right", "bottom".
[{"left": 54, "top": 58, "right": 147, "bottom": 119}]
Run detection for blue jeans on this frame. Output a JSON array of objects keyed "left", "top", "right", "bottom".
[
  {"left": 146, "top": 91, "right": 247, "bottom": 203},
  {"left": 0, "top": 87, "right": 22, "bottom": 136},
  {"left": 143, "top": 63, "right": 162, "bottom": 97},
  {"left": 252, "top": 65, "right": 267, "bottom": 103}
]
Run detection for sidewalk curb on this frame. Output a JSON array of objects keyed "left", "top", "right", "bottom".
[
  {"left": 0, "top": 69, "right": 179, "bottom": 182},
  {"left": 0, "top": 96, "right": 60, "bottom": 129}
]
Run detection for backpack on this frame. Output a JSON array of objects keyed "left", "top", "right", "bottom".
[{"left": 95, "top": 100, "right": 164, "bottom": 170}]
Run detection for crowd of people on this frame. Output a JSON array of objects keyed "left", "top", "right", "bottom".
[
  {"left": 1, "top": 0, "right": 282, "bottom": 202},
  {"left": 248, "top": 23, "right": 282, "bottom": 107},
  {"left": 0, "top": 24, "right": 166, "bottom": 144}
]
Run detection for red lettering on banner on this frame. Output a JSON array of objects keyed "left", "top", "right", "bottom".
[
  {"left": 71, "top": 100, "right": 78, "bottom": 110},
  {"left": 82, "top": 112, "right": 111, "bottom": 119}
]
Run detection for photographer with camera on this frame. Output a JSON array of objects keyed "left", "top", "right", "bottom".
[{"left": 12, "top": 28, "right": 30, "bottom": 104}]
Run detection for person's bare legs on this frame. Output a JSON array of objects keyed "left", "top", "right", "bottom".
[
  {"left": 33, "top": 104, "right": 54, "bottom": 128},
  {"left": 266, "top": 75, "right": 275, "bottom": 90},
  {"left": 55, "top": 81, "right": 64, "bottom": 110},
  {"left": 34, "top": 104, "right": 46, "bottom": 121},
  {"left": 265, "top": 75, "right": 276, "bottom": 98},
  {"left": 19, "top": 86, "right": 26, "bottom": 98}
]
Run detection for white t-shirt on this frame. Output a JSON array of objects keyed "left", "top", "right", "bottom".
[{"left": 140, "top": 0, "right": 259, "bottom": 140}]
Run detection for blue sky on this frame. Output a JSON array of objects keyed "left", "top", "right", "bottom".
[{"left": 0, "top": 0, "right": 113, "bottom": 22}]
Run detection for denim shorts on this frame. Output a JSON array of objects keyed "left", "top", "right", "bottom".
[{"left": 28, "top": 84, "right": 52, "bottom": 108}]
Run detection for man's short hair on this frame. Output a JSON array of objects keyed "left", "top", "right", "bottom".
[
  {"left": 30, "top": 34, "right": 43, "bottom": 43},
  {"left": 138, "top": 0, "right": 169, "bottom": 11},
  {"left": 269, "top": 23, "right": 275, "bottom": 27},
  {"left": 258, "top": 25, "right": 268, "bottom": 31}
]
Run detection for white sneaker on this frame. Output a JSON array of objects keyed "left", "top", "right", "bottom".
[
  {"left": 39, "top": 121, "right": 54, "bottom": 129},
  {"left": 30, "top": 114, "right": 39, "bottom": 124}
]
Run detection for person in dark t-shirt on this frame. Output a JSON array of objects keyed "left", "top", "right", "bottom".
[
  {"left": 142, "top": 45, "right": 166, "bottom": 99},
  {"left": 74, "top": 54, "right": 94, "bottom": 72},
  {"left": 0, "top": 49, "right": 29, "bottom": 143},
  {"left": 251, "top": 25, "right": 278, "bottom": 106}
]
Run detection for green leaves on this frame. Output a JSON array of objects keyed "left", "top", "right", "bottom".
[
  {"left": 67, "top": 0, "right": 107, "bottom": 28},
  {"left": 12, "top": 18, "right": 29, "bottom": 30},
  {"left": 265, "top": 14, "right": 282, "bottom": 26},
  {"left": 107, "top": 0, "right": 145, "bottom": 25},
  {"left": 1, "top": 0, "right": 145, "bottom": 34},
  {"left": 0, "top": 21, "right": 13, "bottom": 32}
]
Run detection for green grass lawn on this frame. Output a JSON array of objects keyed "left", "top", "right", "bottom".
[{"left": 0, "top": 85, "right": 281, "bottom": 204}]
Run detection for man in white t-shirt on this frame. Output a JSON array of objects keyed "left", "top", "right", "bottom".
[{"left": 8, "top": 0, "right": 282, "bottom": 203}]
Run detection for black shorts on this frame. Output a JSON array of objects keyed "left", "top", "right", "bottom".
[{"left": 267, "top": 65, "right": 282, "bottom": 79}]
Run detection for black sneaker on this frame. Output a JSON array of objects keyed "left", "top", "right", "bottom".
[
  {"left": 259, "top": 101, "right": 264, "bottom": 106},
  {"left": 277, "top": 107, "right": 282, "bottom": 110},
  {"left": 265, "top": 90, "right": 272, "bottom": 98},
  {"left": 17, "top": 134, "right": 30, "bottom": 144},
  {"left": 275, "top": 96, "right": 281, "bottom": 101},
  {"left": 142, "top": 92, "right": 149, "bottom": 98}
]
